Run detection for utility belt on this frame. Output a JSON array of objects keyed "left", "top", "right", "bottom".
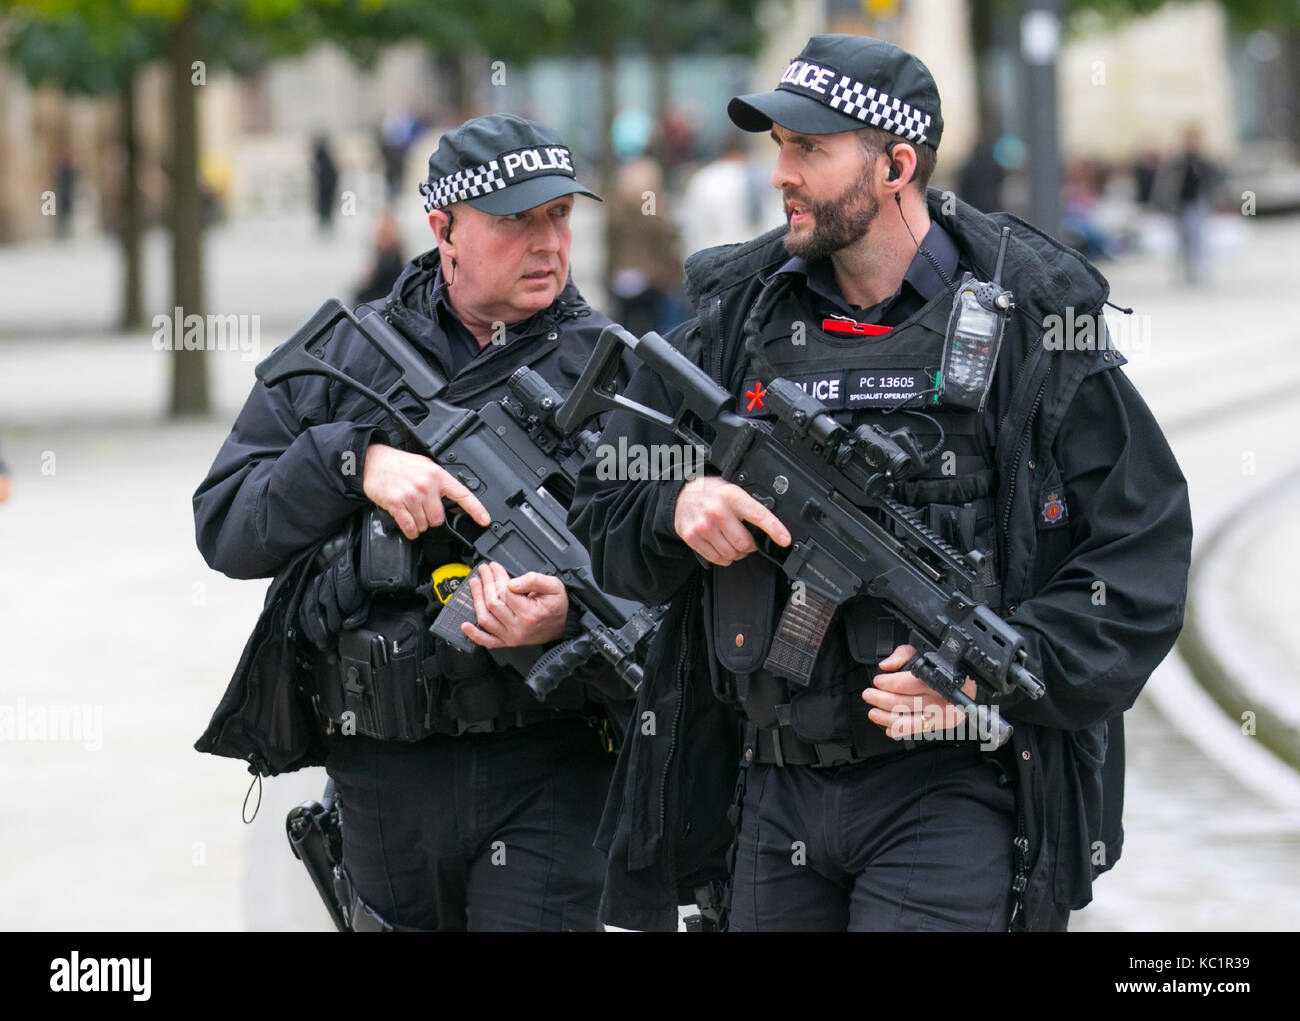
[
  {"left": 313, "top": 596, "right": 585, "bottom": 742},
  {"left": 303, "top": 509, "right": 590, "bottom": 743},
  {"left": 749, "top": 724, "right": 874, "bottom": 768},
  {"left": 744, "top": 717, "right": 984, "bottom": 769}
]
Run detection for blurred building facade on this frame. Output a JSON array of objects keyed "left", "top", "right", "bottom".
[{"left": 0, "top": 0, "right": 1287, "bottom": 243}]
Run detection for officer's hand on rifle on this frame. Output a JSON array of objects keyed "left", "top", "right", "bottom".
[
  {"left": 461, "top": 561, "right": 569, "bottom": 649},
  {"left": 863, "top": 643, "right": 978, "bottom": 737},
  {"left": 0, "top": 474, "right": 9, "bottom": 504},
  {"left": 673, "top": 476, "right": 792, "bottom": 566},
  {"left": 363, "top": 443, "right": 491, "bottom": 540}
]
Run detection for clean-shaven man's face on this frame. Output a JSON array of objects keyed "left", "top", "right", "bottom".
[{"left": 433, "top": 194, "right": 574, "bottom": 325}]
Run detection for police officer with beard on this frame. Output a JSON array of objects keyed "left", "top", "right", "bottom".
[
  {"left": 569, "top": 36, "right": 1192, "bottom": 931},
  {"left": 194, "top": 114, "right": 630, "bottom": 931}
]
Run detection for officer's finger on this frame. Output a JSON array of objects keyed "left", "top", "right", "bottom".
[
  {"left": 434, "top": 466, "right": 491, "bottom": 527},
  {"left": 696, "top": 526, "right": 749, "bottom": 565},
  {"left": 866, "top": 704, "right": 919, "bottom": 736},
  {"left": 507, "top": 572, "right": 565, "bottom": 596},
  {"left": 461, "top": 619, "right": 503, "bottom": 649},
  {"left": 479, "top": 563, "right": 515, "bottom": 621},
  {"left": 894, "top": 706, "right": 941, "bottom": 737},
  {"left": 863, "top": 687, "right": 925, "bottom": 715},
  {"left": 389, "top": 506, "right": 421, "bottom": 541},
  {"left": 468, "top": 573, "right": 497, "bottom": 630},
  {"left": 878, "top": 644, "right": 918, "bottom": 671},
  {"left": 706, "top": 523, "right": 758, "bottom": 565},
  {"left": 870, "top": 670, "right": 927, "bottom": 694},
  {"left": 689, "top": 535, "right": 733, "bottom": 567},
  {"left": 485, "top": 561, "right": 513, "bottom": 592},
  {"left": 729, "top": 490, "right": 791, "bottom": 547},
  {"left": 714, "top": 513, "right": 759, "bottom": 557},
  {"left": 411, "top": 498, "right": 436, "bottom": 538}
]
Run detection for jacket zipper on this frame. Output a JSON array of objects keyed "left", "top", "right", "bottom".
[
  {"left": 654, "top": 301, "right": 720, "bottom": 837},
  {"left": 998, "top": 374, "right": 1048, "bottom": 577},
  {"left": 658, "top": 575, "right": 697, "bottom": 834},
  {"left": 1010, "top": 801, "right": 1030, "bottom": 929},
  {"left": 711, "top": 297, "right": 726, "bottom": 387}
]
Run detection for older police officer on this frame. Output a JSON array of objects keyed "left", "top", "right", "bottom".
[{"left": 194, "top": 114, "right": 627, "bottom": 931}]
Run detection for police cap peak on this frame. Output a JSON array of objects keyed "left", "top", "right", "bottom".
[
  {"left": 728, "top": 34, "right": 943, "bottom": 149},
  {"left": 421, "top": 112, "right": 601, "bottom": 216}
]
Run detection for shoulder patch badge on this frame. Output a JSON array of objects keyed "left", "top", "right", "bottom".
[{"left": 1041, "top": 491, "right": 1068, "bottom": 525}]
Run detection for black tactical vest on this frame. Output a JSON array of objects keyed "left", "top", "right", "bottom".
[{"left": 702, "top": 277, "right": 1000, "bottom": 754}]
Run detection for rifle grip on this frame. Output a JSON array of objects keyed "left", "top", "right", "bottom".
[{"left": 525, "top": 635, "right": 595, "bottom": 699}]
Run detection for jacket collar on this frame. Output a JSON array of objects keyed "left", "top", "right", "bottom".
[
  {"left": 382, "top": 247, "right": 594, "bottom": 339},
  {"left": 774, "top": 218, "right": 960, "bottom": 317},
  {"left": 377, "top": 248, "right": 594, "bottom": 402}
]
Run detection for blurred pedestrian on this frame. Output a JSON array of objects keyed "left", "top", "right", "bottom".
[
  {"left": 1061, "top": 157, "right": 1114, "bottom": 259},
  {"left": 1158, "top": 126, "right": 1221, "bottom": 285},
  {"left": 658, "top": 107, "right": 695, "bottom": 189},
  {"left": 353, "top": 209, "right": 405, "bottom": 305},
  {"left": 201, "top": 151, "right": 232, "bottom": 225},
  {"left": 378, "top": 108, "right": 421, "bottom": 201},
  {"left": 681, "top": 138, "right": 781, "bottom": 255},
  {"left": 53, "top": 142, "right": 77, "bottom": 240},
  {"left": 1132, "top": 148, "right": 1160, "bottom": 207},
  {"left": 958, "top": 132, "right": 1003, "bottom": 213},
  {"left": 605, "top": 156, "right": 686, "bottom": 334},
  {"left": 0, "top": 441, "right": 11, "bottom": 504},
  {"left": 311, "top": 135, "right": 339, "bottom": 233}
]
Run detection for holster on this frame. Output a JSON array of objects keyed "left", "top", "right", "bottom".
[{"left": 318, "top": 598, "right": 440, "bottom": 742}]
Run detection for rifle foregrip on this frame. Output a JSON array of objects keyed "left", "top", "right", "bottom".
[
  {"left": 949, "top": 689, "right": 1015, "bottom": 750},
  {"left": 524, "top": 635, "right": 595, "bottom": 699}
]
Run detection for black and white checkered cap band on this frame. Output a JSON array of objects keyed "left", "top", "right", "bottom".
[
  {"left": 777, "top": 59, "right": 932, "bottom": 144},
  {"left": 420, "top": 144, "right": 577, "bottom": 211}
]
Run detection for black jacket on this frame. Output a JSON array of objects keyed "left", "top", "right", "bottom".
[
  {"left": 568, "top": 191, "right": 1193, "bottom": 931},
  {"left": 193, "top": 249, "right": 618, "bottom": 777}
]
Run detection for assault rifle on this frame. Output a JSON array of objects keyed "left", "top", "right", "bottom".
[
  {"left": 557, "top": 325, "right": 1046, "bottom": 747},
  {"left": 256, "top": 299, "right": 660, "bottom": 698}
]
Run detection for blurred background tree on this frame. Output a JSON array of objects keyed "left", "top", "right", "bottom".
[{"left": 3, "top": 0, "right": 773, "bottom": 415}]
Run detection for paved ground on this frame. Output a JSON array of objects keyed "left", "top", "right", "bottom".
[{"left": 1, "top": 208, "right": 1298, "bottom": 931}]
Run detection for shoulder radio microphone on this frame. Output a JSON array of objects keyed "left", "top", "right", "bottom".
[{"left": 938, "top": 226, "right": 1013, "bottom": 413}]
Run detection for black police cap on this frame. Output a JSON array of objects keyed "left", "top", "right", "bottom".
[
  {"left": 421, "top": 113, "right": 601, "bottom": 216},
  {"left": 728, "top": 34, "right": 943, "bottom": 149}
]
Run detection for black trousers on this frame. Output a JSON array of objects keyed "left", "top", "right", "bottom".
[
  {"left": 325, "top": 718, "right": 614, "bottom": 931},
  {"left": 728, "top": 744, "right": 1019, "bottom": 931}
]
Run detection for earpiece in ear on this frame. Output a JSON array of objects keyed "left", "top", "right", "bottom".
[{"left": 885, "top": 140, "right": 901, "bottom": 181}]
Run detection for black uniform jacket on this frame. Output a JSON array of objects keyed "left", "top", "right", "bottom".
[
  {"left": 568, "top": 191, "right": 1193, "bottom": 931},
  {"left": 193, "top": 249, "right": 618, "bottom": 778}
]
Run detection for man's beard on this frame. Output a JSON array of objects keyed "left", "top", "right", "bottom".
[{"left": 782, "top": 162, "right": 879, "bottom": 262}]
